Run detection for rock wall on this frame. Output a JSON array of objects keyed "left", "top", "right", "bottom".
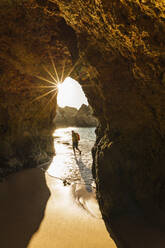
[
  {"left": 55, "top": 104, "right": 98, "bottom": 127},
  {"left": 0, "top": 0, "right": 165, "bottom": 246},
  {"left": 0, "top": 0, "right": 76, "bottom": 176}
]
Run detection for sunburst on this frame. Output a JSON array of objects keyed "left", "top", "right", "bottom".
[
  {"left": 30, "top": 50, "right": 86, "bottom": 114},
  {"left": 30, "top": 55, "right": 61, "bottom": 111}
]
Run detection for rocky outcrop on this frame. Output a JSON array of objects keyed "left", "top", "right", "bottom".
[
  {"left": 75, "top": 104, "right": 98, "bottom": 127},
  {"left": 55, "top": 106, "right": 77, "bottom": 127},
  {"left": 55, "top": 104, "right": 98, "bottom": 127},
  {"left": 0, "top": 0, "right": 165, "bottom": 247}
]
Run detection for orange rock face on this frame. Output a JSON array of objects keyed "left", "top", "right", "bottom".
[{"left": 0, "top": 0, "right": 165, "bottom": 246}]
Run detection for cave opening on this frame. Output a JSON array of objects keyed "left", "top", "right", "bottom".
[
  {"left": 57, "top": 76, "right": 88, "bottom": 109},
  {"left": 47, "top": 76, "right": 97, "bottom": 189},
  {"left": 41, "top": 76, "right": 110, "bottom": 247}
]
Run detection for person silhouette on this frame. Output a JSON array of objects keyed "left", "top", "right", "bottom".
[{"left": 71, "top": 130, "right": 81, "bottom": 155}]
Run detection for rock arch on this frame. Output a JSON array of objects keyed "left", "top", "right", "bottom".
[{"left": 0, "top": 0, "right": 165, "bottom": 246}]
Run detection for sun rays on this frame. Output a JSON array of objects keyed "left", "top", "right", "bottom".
[
  {"left": 29, "top": 50, "right": 86, "bottom": 115},
  {"left": 30, "top": 54, "right": 63, "bottom": 110}
]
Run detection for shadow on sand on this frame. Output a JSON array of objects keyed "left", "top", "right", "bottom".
[
  {"left": 0, "top": 167, "right": 50, "bottom": 248},
  {"left": 74, "top": 156, "right": 93, "bottom": 193}
]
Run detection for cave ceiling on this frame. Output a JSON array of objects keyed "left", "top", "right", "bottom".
[{"left": 0, "top": 0, "right": 164, "bottom": 122}]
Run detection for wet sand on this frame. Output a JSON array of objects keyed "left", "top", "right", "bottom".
[
  {"left": 0, "top": 127, "right": 117, "bottom": 247},
  {"left": 0, "top": 168, "right": 116, "bottom": 248},
  {"left": 1, "top": 127, "right": 165, "bottom": 247},
  {"left": 28, "top": 173, "right": 116, "bottom": 248}
]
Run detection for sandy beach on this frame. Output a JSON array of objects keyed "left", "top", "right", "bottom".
[
  {"left": 0, "top": 168, "right": 116, "bottom": 248},
  {"left": 1, "top": 127, "right": 165, "bottom": 248},
  {"left": 0, "top": 127, "right": 117, "bottom": 247},
  {"left": 29, "top": 172, "right": 116, "bottom": 248}
]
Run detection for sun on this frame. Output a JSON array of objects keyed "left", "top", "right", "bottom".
[
  {"left": 57, "top": 77, "right": 88, "bottom": 109},
  {"left": 32, "top": 52, "right": 88, "bottom": 111}
]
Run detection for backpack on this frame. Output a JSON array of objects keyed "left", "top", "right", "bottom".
[{"left": 76, "top": 133, "right": 80, "bottom": 141}]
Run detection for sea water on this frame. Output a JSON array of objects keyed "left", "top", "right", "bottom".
[{"left": 47, "top": 127, "right": 96, "bottom": 187}]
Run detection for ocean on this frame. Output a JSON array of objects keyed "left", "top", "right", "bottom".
[{"left": 47, "top": 127, "right": 96, "bottom": 188}]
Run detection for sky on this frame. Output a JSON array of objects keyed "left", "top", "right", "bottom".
[{"left": 57, "top": 77, "right": 88, "bottom": 109}]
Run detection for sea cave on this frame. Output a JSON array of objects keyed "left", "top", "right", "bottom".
[{"left": 0, "top": 0, "right": 165, "bottom": 247}]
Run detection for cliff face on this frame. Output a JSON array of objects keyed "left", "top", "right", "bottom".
[
  {"left": 0, "top": 0, "right": 165, "bottom": 246},
  {"left": 55, "top": 104, "right": 98, "bottom": 127},
  {"left": 55, "top": 106, "right": 77, "bottom": 127},
  {"left": 0, "top": 0, "right": 76, "bottom": 175},
  {"left": 75, "top": 104, "right": 98, "bottom": 127}
]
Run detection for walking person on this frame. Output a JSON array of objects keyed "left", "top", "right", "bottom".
[{"left": 72, "top": 130, "right": 81, "bottom": 155}]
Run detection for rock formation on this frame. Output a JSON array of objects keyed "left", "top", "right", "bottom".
[
  {"left": 75, "top": 104, "right": 98, "bottom": 127},
  {"left": 0, "top": 0, "right": 165, "bottom": 246},
  {"left": 55, "top": 104, "right": 98, "bottom": 127},
  {"left": 55, "top": 106, "right": 77, "bottom": 127}
]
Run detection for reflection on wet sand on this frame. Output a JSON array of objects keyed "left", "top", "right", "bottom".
[
  {"left": 28, "top": 174, "right": 116, "bottom": 248},
  {"left": 0, "top": 168, "right": 116, "bottom": 248},
  {"left": 71, "top": 181, "right": 101, "bottom": 219},
  {"left": 72, "top": 156, "right": 102, "bottom": 218},
  {"left": 75, "top": 156, "right": 93, "bottom": 192}
]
